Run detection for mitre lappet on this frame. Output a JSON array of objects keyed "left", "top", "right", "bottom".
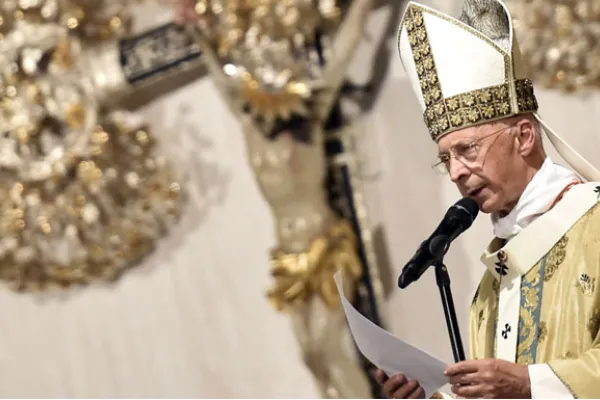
[{"left": 396, "top": 0, "right": 600, "bottom": 182}]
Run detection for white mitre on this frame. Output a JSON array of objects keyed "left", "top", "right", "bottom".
[{"left": 396, "top": 0, "right": 600, "bottom": 182}]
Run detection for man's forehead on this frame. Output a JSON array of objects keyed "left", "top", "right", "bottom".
[{"left": 437, "top": 124, "right": 490, "bottom": 150}]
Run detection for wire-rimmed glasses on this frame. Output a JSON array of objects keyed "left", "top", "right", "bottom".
[{"left": 432, "top": 124, "right": 515, "bottom": 175}]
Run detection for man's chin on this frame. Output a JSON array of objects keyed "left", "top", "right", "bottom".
[{"left": 472, "top": 196, "right": 495, "bottom": 214}]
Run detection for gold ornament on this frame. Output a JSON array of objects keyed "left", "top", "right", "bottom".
[
  {"left": 189, "top": 0, "right": 343, "bottom": 135},
  {"left": 0, "top": 0, "right": 135, "bottom": 40},
  {"left": 507, "top": 0, "right": 600, "bottom": 91},
  {"left": 267, "top": 218, "right": 363, "bottom": 312},
  {"left": 0, "top": 0, "right": 183, "bottom": 292}
]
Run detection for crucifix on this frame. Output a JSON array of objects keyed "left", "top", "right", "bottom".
[{"left": 166, "top": 1, "right": 387, "bottom": 397}]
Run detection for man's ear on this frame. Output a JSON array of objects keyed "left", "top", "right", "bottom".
[{"left": 515, "top": 118, "right": 537, "bottom": 157}]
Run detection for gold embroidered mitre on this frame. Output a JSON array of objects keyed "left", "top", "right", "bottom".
[
  {"left": 397, "top": 0, "right": 537, "bottom": 142},
  {"left": 396, "top": 0, "right": 600, "bottom": 183}
]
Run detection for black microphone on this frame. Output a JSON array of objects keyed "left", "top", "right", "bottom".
[{"left": 397, "top": 197, "right": 479, "bottom": 289}]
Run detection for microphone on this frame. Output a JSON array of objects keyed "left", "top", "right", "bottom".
[{"left": 397, "top": 197, "right": 479, "bottom": 289}]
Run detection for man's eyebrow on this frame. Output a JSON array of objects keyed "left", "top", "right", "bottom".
[
  {"left": 437, "top": 139, "right": 474, "bottom": 156},
  {"left": 452, "top": 140, "right": 473, "bottom": 148}
]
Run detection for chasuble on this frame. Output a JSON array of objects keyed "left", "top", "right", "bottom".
[{"left": 470, "top": 182, "right": 600, "bottom": 398}]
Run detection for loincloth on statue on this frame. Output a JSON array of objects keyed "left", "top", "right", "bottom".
[{"left": 266, "top": 217, "right": 363, "bottom": 312}]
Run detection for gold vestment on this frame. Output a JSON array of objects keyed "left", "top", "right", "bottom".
[{"left": 471, "top": 182, "right": 600, "bottom": 398}]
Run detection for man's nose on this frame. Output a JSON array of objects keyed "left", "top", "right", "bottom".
[{"left": 448, "top": 157, "right": 470, "bottom": 183}]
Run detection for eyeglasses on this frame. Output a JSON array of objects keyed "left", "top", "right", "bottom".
[{"left": 432, "top": 124, "right": 515, "bottom": 175}]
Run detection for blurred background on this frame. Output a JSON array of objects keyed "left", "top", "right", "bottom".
[{"left": 0, "top": 0, "right": 599, "bottom": 397}]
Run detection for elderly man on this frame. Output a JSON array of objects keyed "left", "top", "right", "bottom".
[{"left": 376, "top": 0, "right": 600, "bottom": 398}]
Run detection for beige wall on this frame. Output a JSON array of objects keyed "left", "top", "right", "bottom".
[{"left": 0, "top": 0, "right": 599, "bottom": 397}]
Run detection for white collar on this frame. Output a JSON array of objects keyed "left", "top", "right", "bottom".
[{"left": 491, "top": 157, "right": 581, "bottom": 240}]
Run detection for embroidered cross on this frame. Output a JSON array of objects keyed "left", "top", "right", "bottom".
[
  {"left": 495, "top": 262, "right": 508, "bottom": 276},
  {"left": 502, "top": 323, "right": 511, "bottom": 339},
  {"left": 495, "top": 251, "right": 508, "bottom": 276},
  {"left": 595, "top": 186, "right": 600, "bottom": 200}
]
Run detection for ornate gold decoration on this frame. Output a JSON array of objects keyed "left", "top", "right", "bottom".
[
  {"left": 404, "top": 6, "right": 538, "bottom": 141},
  {"left": 267, "top": 218, "right": 363, "bottom": 312},
  {"left": 537, "top": 321, "right": 548, "bottom": 343},
  {"left": 558, "top": 351, "right": 577, "bottom": 360},
  {"left": 517, "top": 262, "right": 543, "bottom": 365},
  {"left": 576, "top": 273, "right": 596, "bottom": 297},
  {"left": 544, "top": 235, "right": 568, "bottom": 282},
  {"left": 587, "top": 307, "right": 600, "bottom": 340},
  {"left": 0, "top": 0, "right": 136, "bottom": 41},
  {"left": 492, "top": 276, "right": 500, "bottom": 295},
  {"left": 506, "top": 0, "right": 600, "bottom": 92},
  {"left": 0, "top": 0, "right": 183, "bottom": 291},
  {"left": 477, "top": 308, "right": 485, "bottom": 331},
  {"left": 191, "top": 0, "right": 341, "bottom": 57},
  {"left": 187, "top": 0, "right": 343, "bottom": 134},
  {"left": 238, "top": 77, "right": 310, "bottom": 123}
]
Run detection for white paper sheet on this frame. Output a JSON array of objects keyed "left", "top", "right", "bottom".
[{"left": 334, "top": 271, "right": 449, "bottom": 399}]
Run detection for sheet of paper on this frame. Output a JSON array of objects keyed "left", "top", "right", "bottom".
[{"left": 334, "top": 271, "right": 449, "bottom": 399}]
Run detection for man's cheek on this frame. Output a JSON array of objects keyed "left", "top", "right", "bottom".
[{"left": 456, "top": 185, "right": 469, "bottom": 197}]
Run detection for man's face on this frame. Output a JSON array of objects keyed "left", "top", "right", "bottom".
[{"left": 436, "top": 120, "right": 527, "bottom": 214}]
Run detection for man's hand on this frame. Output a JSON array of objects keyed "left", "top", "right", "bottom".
[
  {"left": 444, "top": 359, "right": 531, "bottom": 399},
  {"left": 375, "top": 369, "right": 426, "bottom": 399}
]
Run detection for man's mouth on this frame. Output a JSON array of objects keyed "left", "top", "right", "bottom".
[{"left": 468, "top": 186, "right": 484, "bottom": 197}]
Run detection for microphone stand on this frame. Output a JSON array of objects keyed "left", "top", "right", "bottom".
[{"left": 433, "top": 261, "right": 466, "bottom": 363}]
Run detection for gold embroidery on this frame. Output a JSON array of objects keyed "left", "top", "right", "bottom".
[
  {"left": 516, "top": 298, "right": 536, "bottom": 364},
  {"left": 400, "top": 3, "right": 510, "bottom": 58},
  {"left": 423, "top": 79, "right": 537, "bottom": 141},
  {"left": 576, "top": 273, "right": 596, "bottom": 297},
  {"left": 478, "top": 309, "right": 485, "bottom": 331},
  {"left": 587, "top": 308, "right": 600, "bottom": 340},
  {"left": 537, "top": 321, "right": 548, "bottom": 344},
  {"left": 558, "top": 351, "right": 577, "bottom": 360},
  {"left": 492, "top": 278, "right": 500, "bottom": 295},
  {"left": 401, "top": 5, "right": 538, "bottom": 142},
  {"left": 544, "top": 236, "right": 568, "bottom": 282},
  {"left": 405, "top": 7, "right": 448, "bottom": 141},
  {"left": 523, "top": 285, "right": 540, "bottom": 310},
  {"left": 517, "top": 263, "right": 543, "bottom": 365},
  {"left": 519, "top": 353, "right": 533, "bottom": 365},
  {"left": 515, "top": 79, "right": 539, "bottom": 112}
]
